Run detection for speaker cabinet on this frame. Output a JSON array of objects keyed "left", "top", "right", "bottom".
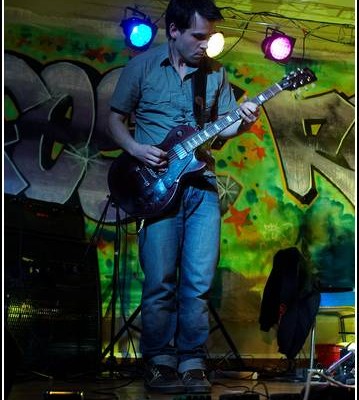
[
  {"left": 4, "top": 195, "right": 85, "bottom": 240},
  {"left": 4, "top": 228, "right": 101, "bottom": 378}
]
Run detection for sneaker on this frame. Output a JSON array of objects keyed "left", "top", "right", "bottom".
[
  {"left": 181, "top": 369, "right": 211, "bottom": 393},
  {"left": 144, "top": 364, "right": 185, "bottom": 394}
]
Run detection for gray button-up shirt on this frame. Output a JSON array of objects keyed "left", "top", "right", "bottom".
[{"left": 110, "top": 43, "right": 237, "bottom": 148}]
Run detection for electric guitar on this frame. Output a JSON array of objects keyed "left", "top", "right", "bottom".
[{"left": 108, "top": 67, "right": 317, "bottom": 219}]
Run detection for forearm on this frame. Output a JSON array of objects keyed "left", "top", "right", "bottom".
[
  {"left": 219, "top": 100, "right": 259, "bottom": 138},
  {"left": 218, "top": 117, "right": 257, "bottom": 139},
  {"left": 108, "top": 111, "right": 140, "bottom": 156},
  {"left": 108, "top": 110, "right": 168, "bottom": 168}
]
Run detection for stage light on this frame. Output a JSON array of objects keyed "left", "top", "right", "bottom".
[
  {"left": 207, "top": 32, "right": 225, "bottom": 58},
  {"left": 120, "top": 7, "right": 158, "bottom": 52},
  {"left": 261, "top": 28, "right": 296, "bottom": 63}
]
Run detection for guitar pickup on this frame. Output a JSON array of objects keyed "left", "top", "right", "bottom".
[{"left": 173, "top": 144, "right": 188, "bottom": 160}]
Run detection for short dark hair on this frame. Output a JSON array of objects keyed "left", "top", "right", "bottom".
[{"left": 165, "top": 0, "right": 223, "bottom": 38}]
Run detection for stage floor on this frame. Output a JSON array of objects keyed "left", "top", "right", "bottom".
[
  {"left": 6, "top": 357, "right": 356, "bottom": 400},
  {"left": 5, "top": 370, "right": 314, "bottom": 400}
]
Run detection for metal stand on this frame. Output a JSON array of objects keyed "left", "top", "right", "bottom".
[
  {"left": 308, "top": 321, "right": 317, "bottom": 371},
  {"left": 102, "top": 304, "right": 141, "bottom": 361},
  {"left": 91, "top": 196, "right": 140, "bottom": 377},
  {"left": 325, "top": 350, "right": 354, "bottom": 374},
  {"left": 102, "top": 302, "right": 244, "bottom": 367},
  {"left": 209, "top": 302, "right": 245, "bottom": 369},
  {"left": 104, "top": 200, "right": 122, "bottom": 374}
]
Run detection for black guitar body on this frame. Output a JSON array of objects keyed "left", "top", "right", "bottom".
[{"left": 108, "top": 125, "right": 206, "bottom": 219}]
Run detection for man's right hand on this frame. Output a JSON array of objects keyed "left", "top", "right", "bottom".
[
  {"left": 108, "top": 111, "right": 168, "bottom": 170},
  {"left": 131, "top": 143, "right": 168, "bottom": 169}
]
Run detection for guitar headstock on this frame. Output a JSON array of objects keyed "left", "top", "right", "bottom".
[{"left": 279, "top": 67, "right": 317, "bottom": 91}]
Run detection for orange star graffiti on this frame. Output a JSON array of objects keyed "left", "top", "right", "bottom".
[
  {"left": 231, "top": 159, "right": 245, "bottom": 170},
  {"left": 224, "top": 206, "right": 252, "bottom": 236},
  {"left": 249, "top": 120, "right": 266, "bottom": 141},
  {"left": 83, "top": 47, "right": 115, "bottom": 62},
  {"left": 253, "top": 146, "right": 266, "bottom": 160},
  {"left": 252, "top": 76, "right": 270, "bottom": 86},
  {"left": 261, "top": 191, "right": 277, "bottom": 211},
  {"left": 237, "top": 66, "right": 250, "bottom": 76}
]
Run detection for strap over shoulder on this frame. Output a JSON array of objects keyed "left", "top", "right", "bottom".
[{"left": 192, "top": 62, "right": 207, "bottom": 129}]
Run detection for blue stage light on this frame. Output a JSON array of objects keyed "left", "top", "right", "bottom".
[{"left": 120, "top": 7, "right": 157, "bottom": 52}]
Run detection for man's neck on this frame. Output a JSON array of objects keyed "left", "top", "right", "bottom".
[{"left": 168, "top": 41, "right": 188, "bottom": 80}]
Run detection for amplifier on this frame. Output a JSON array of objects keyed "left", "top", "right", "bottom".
[
  {"left": 4, "top": 231, "right": 101, "bottom": 378},
  {"left": 4, "top": 195, "right": 85, "bottom": 240}
]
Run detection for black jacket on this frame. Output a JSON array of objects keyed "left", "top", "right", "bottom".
[{"left": 259, "top": 247, "right": 321, "bottom": 359}]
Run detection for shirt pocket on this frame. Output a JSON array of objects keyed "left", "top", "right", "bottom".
[{"left": 141, "top": 84, "right": 171, "bottom": 105}]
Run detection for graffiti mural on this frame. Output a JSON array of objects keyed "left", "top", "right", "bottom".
[
  {"left": 4, "top": 53, "right": 355, "bottom": 215},
  {"left": 3, "top": 16, "right": 355, "bottom": 357}
]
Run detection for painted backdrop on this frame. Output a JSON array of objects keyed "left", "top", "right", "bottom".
[{"left": 4, "top": 7, "right": 355, "bottom": 360}]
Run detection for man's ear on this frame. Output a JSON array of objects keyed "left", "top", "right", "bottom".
[{"left": 168, "top": 22, "right": 180, "bottom": 39}]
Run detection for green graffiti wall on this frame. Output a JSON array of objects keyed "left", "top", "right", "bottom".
[{"left": 4, "top": 9, "right": 355, "bottom": 358}]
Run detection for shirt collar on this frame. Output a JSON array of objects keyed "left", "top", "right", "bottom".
[
  {"left": 158, "top": 43, "right": 171, "bottom": 66},
  {"left": 158, "top": 43, "right": 199, "bottom": 75}
]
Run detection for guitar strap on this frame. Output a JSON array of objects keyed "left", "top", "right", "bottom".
[
  {"left": 192, "top": 62, "right": 218, "bottom": 172},
  {"left": 192, "top": 63, "right": 207, "bottom": 129}
]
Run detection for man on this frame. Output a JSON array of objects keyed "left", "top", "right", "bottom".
[{"left": 108, "top": 0, "right": 259, "bottom": 394}]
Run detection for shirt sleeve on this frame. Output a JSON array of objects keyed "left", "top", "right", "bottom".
[
  {"left": 216, "top": 66, "right": 238, "bottom": 116},
  {"left": 109, "top": 59, "right": 142, "bottom": 115}
]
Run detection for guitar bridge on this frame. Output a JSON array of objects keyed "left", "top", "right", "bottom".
[
  {"left": 135, "top": 166, "right": 154, "bottom": 187},
  {"left": 145, "top": 166, "right": 158, "bottom": 179}
]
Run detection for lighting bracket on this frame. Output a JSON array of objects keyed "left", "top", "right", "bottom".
[{"left": 120, "top": 6, "right": 158, "bottom": 52}]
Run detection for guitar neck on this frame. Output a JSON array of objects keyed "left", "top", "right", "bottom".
[{"left": 182, "top": 82, "right": 283, "bottom": 152}]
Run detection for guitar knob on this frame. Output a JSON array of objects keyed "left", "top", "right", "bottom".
[{"left": 176, "top": 129, "right": 184, "bottom": 137}]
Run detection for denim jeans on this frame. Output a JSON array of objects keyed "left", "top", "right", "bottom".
[{"left": 138, "top": 176, "right": 221, "bottom": 373}]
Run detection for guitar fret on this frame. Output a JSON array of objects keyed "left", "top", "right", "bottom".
[
  {"left": 198, "top": 132, "right": 207, "bottom": 143},
  {"left": 234, "top": 109, "right": 242, "bottom": 119},
  {"left": 203, "top": 130, "right": 211, "bottom": 139},
  {"left": 253, "top": 84, "right": 282, "bottom": 105},
  {"left": 267, "top": 88, "right": 279, "bottom": 97},
  {"left": 206, "top": 126, "right": 217, "bottom": 135},
  {"left": 258, "top": 94, "right": 266, "bottom": 103},
  {"left": 190, "top": 137, "right": 199, "bottom": 146}
]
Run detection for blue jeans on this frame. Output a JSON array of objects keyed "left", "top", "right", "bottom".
[{"left": 138, "top": 176, "right": 221, "bottom": 373}]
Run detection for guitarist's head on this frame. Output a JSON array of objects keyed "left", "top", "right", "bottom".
[{"left": 165, "top": 0, "right": 224, "bottom": 67}]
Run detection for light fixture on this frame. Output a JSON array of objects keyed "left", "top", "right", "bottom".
[
  {"left": 206, "top": 32, "right": 225, "bottom": 58},
  {"left": 120, "top": 7, "right": 158, "bottom": 52},
  {"left": 261, "top": 28, "right": 296, "bottom": 63}
]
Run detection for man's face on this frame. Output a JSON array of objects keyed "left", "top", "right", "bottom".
[{"left": 170, "top": 12, "right": 216, "bottom": 65}]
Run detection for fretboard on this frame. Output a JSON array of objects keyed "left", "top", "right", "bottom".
[{"left": 182, "top": 82, "right": 283, "bottom": 153}]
